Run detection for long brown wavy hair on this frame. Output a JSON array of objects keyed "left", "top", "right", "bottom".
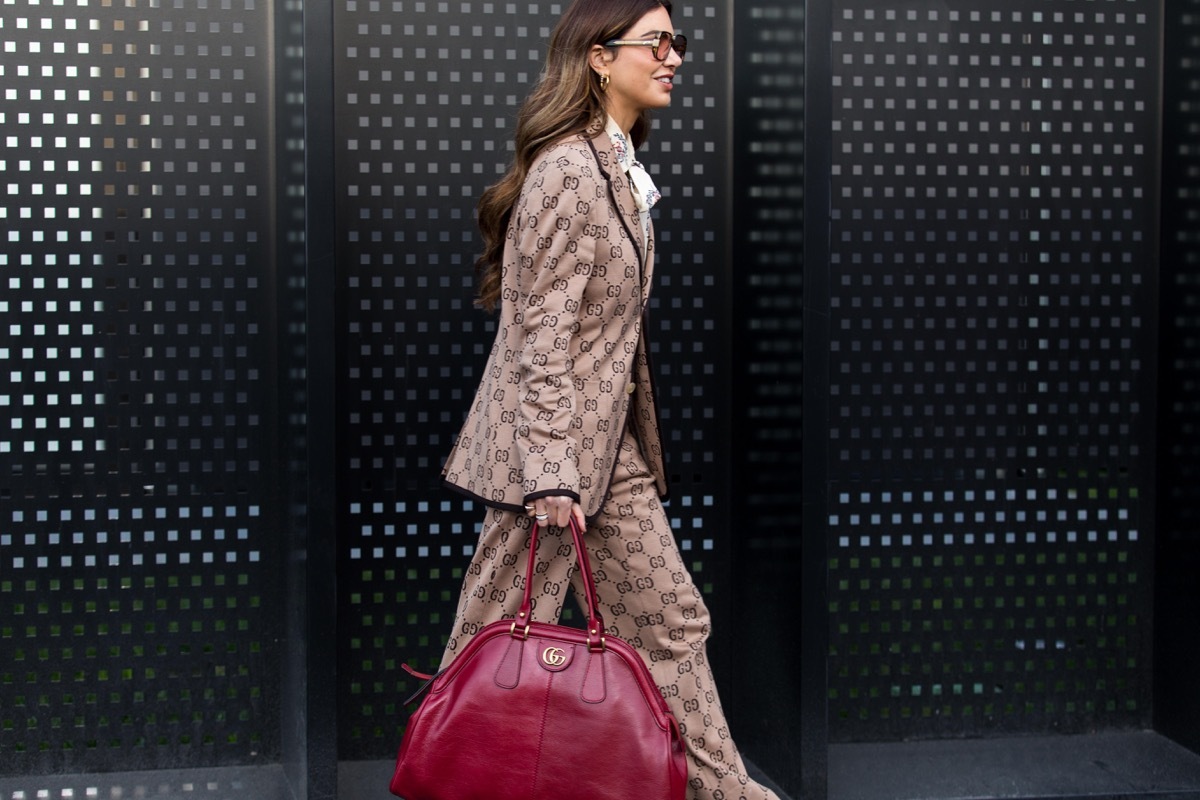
[{"left": 474, "top": 0, "right": 673, "bottom": 312}]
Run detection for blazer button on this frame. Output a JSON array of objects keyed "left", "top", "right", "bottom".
[{"left": 626, "top": 382, "right": 636, "bottom": 395}]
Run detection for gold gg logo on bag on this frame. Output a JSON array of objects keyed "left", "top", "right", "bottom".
[{"left": 540, "top": 642, "right": 571, "bottom": 671}]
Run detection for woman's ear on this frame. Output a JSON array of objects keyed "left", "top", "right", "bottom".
[{"left": 588, "top": 43, "right": 611, "bottom": 76}]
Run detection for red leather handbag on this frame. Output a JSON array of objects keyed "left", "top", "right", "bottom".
[{"left": 389, "top": 518, "right": 688, "bottom": 800}]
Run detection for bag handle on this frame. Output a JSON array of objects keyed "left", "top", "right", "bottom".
[{"left": 513, "top": 518, "right": 606, "bottom": 651}]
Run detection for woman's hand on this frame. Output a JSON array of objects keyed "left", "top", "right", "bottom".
[{"left": 527, "top": 495, "right": 586, "bottom": 530}]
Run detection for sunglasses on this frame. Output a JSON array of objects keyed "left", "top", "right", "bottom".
[{"left": 603, "top": 30, "right": 688, "bottom": 61}]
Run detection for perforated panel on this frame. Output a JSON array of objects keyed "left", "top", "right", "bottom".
[
  {"left": 0, "top": 764, "right": 290, "bottom": 800},
  {"left": 728, "top": 2, "right": 805, "bottom": 784},
  {"left": 825, "top": 1, "right": 1159, "bottom": 740},
  {"left": 1156, "top": 0, "right": 1200, "bottom": 753},
  {"left": 1161, "top": 0, "right": 1200, "bottom": 540},
  {"left": 0, "top": 0, "right": 283, "bottom": 774},
  {"left": 732, "top": 2, "right": 804, "bottom": 534},
  {"left": 332, "top": 0, "right": 734, "bottom": 757}
]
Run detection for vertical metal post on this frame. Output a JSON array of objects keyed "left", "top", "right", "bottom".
[
  {"left": 802, "top": 0, "right": 833, "bottom": 796},
  {"left": 304, "top": 0, "right": 339, "bottom": 791}
]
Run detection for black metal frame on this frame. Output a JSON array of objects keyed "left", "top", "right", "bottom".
[
  {"left": 1154, "top": 0, "right": 1200, "bottom": 761},
  {"left": 302, "top": 0, "right": 341, "bottom": 791},
  {"left": 802, "top": 1, "right": 834, "bottom": 795}
]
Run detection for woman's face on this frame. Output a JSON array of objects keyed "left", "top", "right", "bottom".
[{"left": 597, "top": 6, "right": 683, "bottom": 132}]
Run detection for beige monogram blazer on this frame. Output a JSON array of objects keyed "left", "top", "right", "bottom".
[{"left": 442, "top": 130, "right": 668, "bottom": 518}]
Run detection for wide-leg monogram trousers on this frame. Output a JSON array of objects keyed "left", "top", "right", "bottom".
[{"left": 441, "top": 430, "right": 779, "bottom": 800}]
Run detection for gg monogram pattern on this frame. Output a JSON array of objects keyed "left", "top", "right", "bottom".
[
  {"left": 441, "top": 131, "right": 668, "bottom": 518},
  {"left": 442, "top": 430, "right": 780, "bottom": 800}
]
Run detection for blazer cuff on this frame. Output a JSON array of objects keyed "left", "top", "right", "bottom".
[{"left": 523, "top": 488, "right": 581, "bottom": 506}]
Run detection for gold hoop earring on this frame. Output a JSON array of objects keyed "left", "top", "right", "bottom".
[{"left": 599, "top": 73, "right": 610, "bottom": 92}]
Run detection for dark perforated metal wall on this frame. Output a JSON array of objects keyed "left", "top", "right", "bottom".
[
  {"left": 0, "top": 0, "right": 286, "bottom": 775},
  {"left": 825, "top": 0, "right": 1160, "bottom": 740},
  {"left": 730, "top": 1, "right": 807, "bottom": 789},
  {"left": 4, "top": 0, "right": 1198, "bottom": 794}
]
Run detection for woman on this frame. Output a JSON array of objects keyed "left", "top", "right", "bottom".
[{"left": 440, "top": 1, "right": 780, "bottom": 798}]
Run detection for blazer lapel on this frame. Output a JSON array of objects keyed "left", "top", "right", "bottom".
[
  {"left": 586, "top": 134, "right": 647, "bottom": 276},
  {"left": 642, "top": 215, "right": 655, "bottom": 294}
]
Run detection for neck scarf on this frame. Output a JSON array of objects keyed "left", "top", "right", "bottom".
[{"left": 605, "top": 117, "right": 662, "bottom": 215}]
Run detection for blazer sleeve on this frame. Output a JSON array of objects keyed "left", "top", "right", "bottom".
[{"left": 511, "top": 154, "right": 600, "bottom": 504}]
